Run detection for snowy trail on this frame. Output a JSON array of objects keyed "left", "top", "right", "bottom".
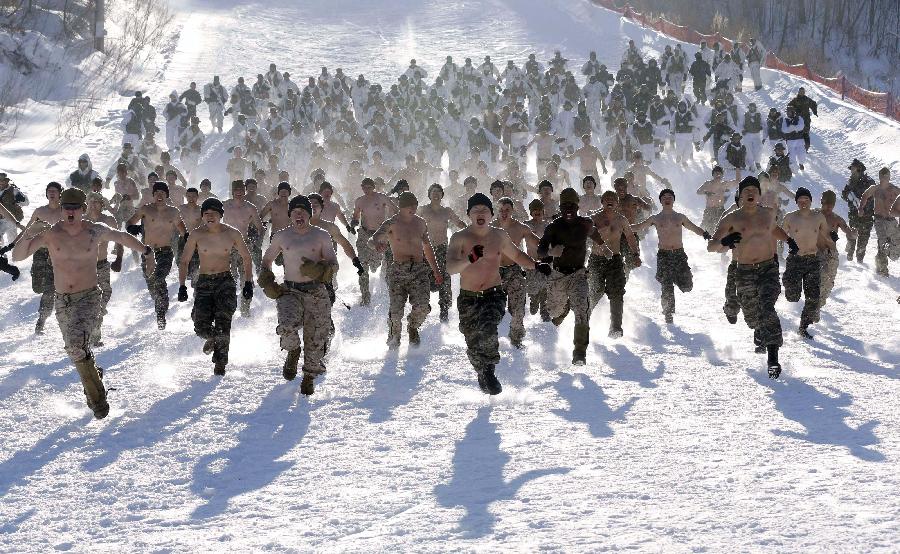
[{"left": 1, "top": 0, "right": 899, "bottom": 550}]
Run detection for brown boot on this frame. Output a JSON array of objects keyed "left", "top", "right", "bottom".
[
  {"left": 282, "top": 348, "right": 301, "bottom": 380},
  {"left": 300, "top": 373, "right": 315, "bottom": 396},
  {"left": 74, "top": 357, "right": 109, "bottom": 419}
]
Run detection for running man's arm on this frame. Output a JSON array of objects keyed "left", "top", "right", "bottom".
[
  {"left": 707, "top": 213, "right": 733, "bottom": 253},
  {"left": 449, "top": 208, "right": 467, "bottom": 229},
  {"left": 261, "top": 232, "right": 283, "bottom": 272},
  {"left": 325, "top": 222, "right": 356, "bottom": 259},
  {"left": 421, "top": 225, "right": 443, "bottom": 283},
  {"left": 370, "top": 218, "right": 392, "bottom": 251},
  {"left": 631, "top": 214, "right": 655, "bottom": 234},
  {"left": 178, "top": 232, "right": 199, "bottom": 285},
  {"left": 233, "top": 229, "right": 253, "bottom": 280},
  {"left": 11, "top": 222, "right": 48, "bottom": 261},
  {"left": 681, "top": 214, "right": 709, "bottom": 238},
  {"left": 446, "top": 232, "right": 470, "bottom": 275},
  {"left": 501, "top": 233, "right": 536, "bottom": 269}
]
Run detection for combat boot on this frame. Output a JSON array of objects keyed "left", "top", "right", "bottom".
[
  {"left": 408, "top": 326, "right": 421, "bottom": 346},
  {"left": 478, "top": 365, "right": 502, "bottom": 395},
  {"left": 74, "top": 356, "right": 109, "bottom": 419},
  {"left": 283, "top": 348, "right": 301, "bottom": 380},
  {"left": 300, "top": 373, "right": 315, "bottom": 396},
  {"left": 573, "top": 324, "right": 589, "bottom": 366}
]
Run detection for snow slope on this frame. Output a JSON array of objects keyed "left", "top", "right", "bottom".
[{"left": 0, "top": 0, "right": 899, "bottom": 551}]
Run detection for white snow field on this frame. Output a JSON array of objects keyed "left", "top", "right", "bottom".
[{"left": 1, "top": 0, "right": 899, "bottom": 551}]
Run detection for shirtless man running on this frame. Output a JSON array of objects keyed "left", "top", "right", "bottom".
[
  {"left": 633, "top": 189, "right": 709, "bottom": 323},
  {"left": 350, "top": 177, "right": 398, "bottom": 305},
  {"left": 126, "top": 181, "right": 187, "bottom": 329},
  {"left": 419, "top": 183, "right": 466, "bottom": 321},
  {"left": 177, "top": 198, "right": 253, "bottom": 375},
  {"left": 223, "top": 179, "right": 263, "bottom": 317},
  {"left": 564, "top": 134, "right": 608, "bottom": 180},
  {"left": 85, "top": 192, "right": 123, "bottom": 346},
  {"left": 23, "top": 182, "right": 63, "bottom": 334},
  {"left": 13, "top": 188, "right": 153, "bottom": 418},
  {"left": 260, "top": 182, "right": 293, "bottom": 234},
  {"left": 816, "top": 190, "right": 856, "bottom": 309},
  {"left": 524, "top": 198, "right": 550, "bottom": 320},
  {"left": 258, "top": 195, "right": 336, "bottom": 395},
  {"left": 708, "top": 176, "right": 790, "bottom": 378},
  {"left": 696, "top": 165, "right": 732, "bottom": 234},
  {"left": 447, "top": 193, "right": 546, "bottom": 393},
  {"left": 858, "top": 167, "right": 900, "bottom": 276},
  {"left": 179, "top": 187, "right": 203, "bottom": 286},
  {"left": 578, "top": 175, "right": 603, "bottom": 215},
  {"left": 371, "top": 192, "right": 443, "bottom": 348},
  {"left": 492, "top": 197, "right": 540, "bottom": 348}
]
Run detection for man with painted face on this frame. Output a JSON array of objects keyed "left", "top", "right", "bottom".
[
  {"left": 177, "top": 198, "right": 252, "bottom": 375},
  {"left": 419, "top": 183, "right": 466, "bottom": 322},
  {"left": 13, "top": 188, "right": 153, "bottom": 418},
  {"left": 492, "top": 197, "right": 541, "bottom": 349},
  {"left": 21, "top": 182, "right": 63, "bottom": 333},
  {"left": 782, "top": 187, "right": 834, "bottom": 338},
  {"left": 126, "top": 180, "right": 188, "bottom": 329},
  {"left": 708, "top": 176, "right": 790, "bottom": 378},
  {"left": 447, "top": 193, "right": 547, "bottom": 393},
  {"left": 538, "top": 188, "right": 605, "bottom": 364},
  {"left": 588, "top": 187, "right": 639, "bottom": 339},
  {"left": 259, "top": 195, "right": 337, "bottom": 395},
  {"left": 371, "top": 192, "right": 444, "bottom": 349},
  {"left": 633, "top": 189, "right": 709, "bottom": 323}
]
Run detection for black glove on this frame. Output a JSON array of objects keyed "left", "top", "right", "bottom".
[
  {"left": 242, "top": 281, "right": 253, "bottom": 300},
  {"left": 350, "top": 218, "right": 359, "bottom": 231},
  {"left": 0, "top": 242, "right": 14, "bottom": 256},
  {"left": 829, "top": 230, "right": 839, "bottom": 242},
  {"left": 346, "top": 224, "right": 356, "bottom": 235},
  {"left": 535, "top": 261, "right": 552, "bottom": 276},
  {"left": 352, "top": 256, "right": 365, "bottom": 275},
  {"left": 126, "top": 224, "right": 143, "bottom": 236},
  {"left": 110, "top": 258, "right": 122, "bottom": 272},
  {"left": 720, "top": 232, "right": 742, "bottom": 249},
  {"left": 787, "top": 237, "right": 799, "bottom": 254},
  {"left": 703, "top": 231, "right": 711, "bottom": 240},
  {"left": 0, "top": 255, "right": 20, "bottom": 281},
  {"left": 467, "top": 244, "right": 484, "bottom": 263},
  {"left": 177, "top": 285, "right": 188, "bottom": 302}
]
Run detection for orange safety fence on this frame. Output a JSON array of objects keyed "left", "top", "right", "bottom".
[{"left": 588, "top": 0, "right": 899, "bottom": 122}]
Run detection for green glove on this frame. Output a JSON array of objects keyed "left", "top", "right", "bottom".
[
  {"left": 257, "top": 268, "right": 284, "bottom": 299},
  {"left": 300, "top": 258, "right": 338, "bottom": 283}
]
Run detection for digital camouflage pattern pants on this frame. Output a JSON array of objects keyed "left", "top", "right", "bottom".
[
  {"left": 620, "top": 233, "right": 640, "bottom": 282},
  {"left": 387, "top": 261, "right": 432, "bottom": 345},
  {"left": 457, "top": 287, "right": 507, "bottom": 373},
  {"left": 230, "top": 245, "right": 252, "bottom": 316},
  {"left": 655, "top": 248, "right": 693, "bottom": 317},
  {"left": 546, "top": 267, "right": 591, "bottom": 356},
  {"left": 735, "top": 257, "right": 783, "bottom": 347},
  {"left": 588, "top": 254, "right": 626, "bottom": 331},
  {"left": 276, "top": 281, "right": 332, "bottom": 375},
  {"left": 783, "top": 253, "right": 820, "bottom": 328},
  {"left": 356, "top": 227, "right": 383, "bottom": 304},
  {"left": 701, "top": 206, "right": 725, "bottom": 235},
  {"left": 32, "top": 247, "right": 55, "bottom": 325},
  {"left": 192, "top": 272, "right": 237, "bottom": 366},
  {"left": 874, "top": 215, "right": 900, "bottom": 276},
  {"left": 724, "top": 260, "right": 741, "bottom": 321},
  {"left": 524, "top": 267, "right": 549, "bottom": 319},
  {"left": 845, "top": 211, "right": 873, "bottom": 262},
  {"left": 93, "top": 260, "right": 112, "bottom": 344},
  {"left": 248, "top": 225, "right": 263, "bottom": 274},
  {"left": 499, "top": 264, "right": 526, "bottom": 344},
  {"left": 817, "top": 249, "right": 839, "bottom": 312},
  {"left": 430, "top": 243, "right": 452, "bottom": 317},
  {"left": 55, "top": 287, "right": 101, "bottom": 363},
  {"left": 142, "top": 246, "right": 174, "bottom": 318}
]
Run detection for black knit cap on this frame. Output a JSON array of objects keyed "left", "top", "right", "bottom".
[
  {"left": 289, "top": 194, "right": 312, "bottom": 216},
  {"left": 467, "top": 192, "right": 493, "bottom": 215},
  {"left": 200, "top": 198, "right": 224, "bottom": 216},
  {"left": 738, "top": 176, "right": 761, "bottom": 195},
  {"left": 795, "top": 187, "right": 812, "bottom": 201}
]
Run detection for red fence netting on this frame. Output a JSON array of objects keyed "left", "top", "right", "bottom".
[{"left": 587, "top": 0, "right": 899, "bottom": 121}]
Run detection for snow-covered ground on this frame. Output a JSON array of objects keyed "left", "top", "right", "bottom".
[{"left": 1, "top": 0, "right": 899, "bottom": 550}]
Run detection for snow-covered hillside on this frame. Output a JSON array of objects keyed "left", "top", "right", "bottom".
[{"left": 0, "top": 0, "right": 898, "bottom": 550}]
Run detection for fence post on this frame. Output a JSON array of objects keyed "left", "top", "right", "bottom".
[
  {"left": 888, "top": 93, "right": 894, "bottom": 120},
  {"left": 841, "top": 76, "right": 846, "bottom": 100}
]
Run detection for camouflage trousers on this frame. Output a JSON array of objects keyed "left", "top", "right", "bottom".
[
  {"left": 32, "top": 247, "right": 55, "bottom": 324},
  {"left": 783, "top": 253, "right": 821, "bottom": 328},
  {"left": 874, "top": 215, "right": 900, "bottom": 276},
  {"left": 735, "top": 257, "right": 783, "bottom": 347},
  {"left": 701, "top": 206, "right": 725, "bottom": 235},
  {"left": 655, "top": 248, "right": 693, "bottom": 316},
  {"left": 276, "top": 281, "right": 332, "bottom": 375},
  {"left": 620, "top": 233, "right": 640, "bottom": 281},
  {"left": 387, "top": 261, "right": 432, "bottom": 344},
  {"left": 142, "top": 246, "right": 174, "bottom": 318},
  {"left": 499, "top": 264, "right": 527, "bottom": 344},
  {"left": 248, "top": 225, "right": 263, "bottom": 273},
  {"left": 546, "top": 267, "right": 591, "bottom": 356},
  {"left": 524, "top": 267, "right": 549, "bottom": 319},
  {"left": 92, "top": 260, "right": 113, "bottom": 343},
  {"left": 356, "top": 227, "right": 383, "bottom": 304},
  {"left": 55, "top": 286, "right": 101, "bottom": 363},
  {"left": 588, "top": 254, "right": 626, "bottom": 332},
  {"left": 192, "top": 272, "right": 237, "bottom": 366},
  {"left": 846, "top": 211, "right": 873, "bottom": 262},
  {"left": 723, "top": 260, "right": 741, "bottom": 321},
  {"left": 430, "top": 243, "right": 452, "bottom": 316},
  {"left": 457, "top": 286, "right": 507, "bottom": 372},
  {"left": 817, "top": 249, "right": 839, "bottom": 311}
]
